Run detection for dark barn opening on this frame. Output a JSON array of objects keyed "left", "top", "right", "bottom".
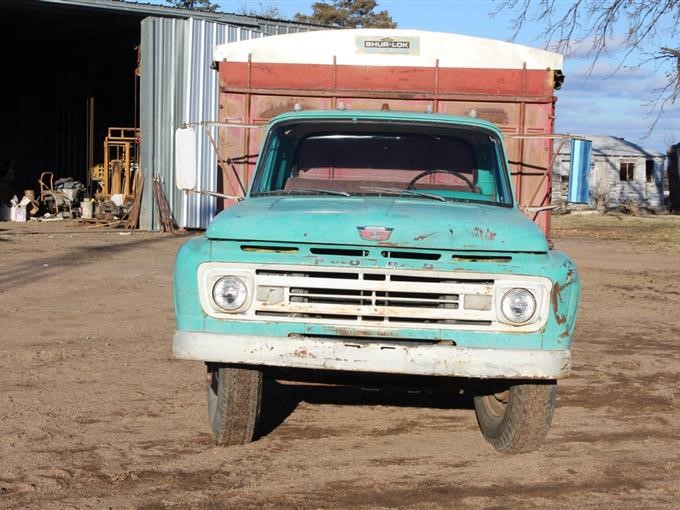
[{"left": 0, "top": 0, "right": 143, "bottom": 202}]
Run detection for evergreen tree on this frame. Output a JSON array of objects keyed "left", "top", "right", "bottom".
[
  {"left": 295, "top": 1, "right": 396, "bottom": 28},
  {"left": 238, "top": 2, "right": 282, "bottom": 19},
  {"left": 165, "top": 0, "right": 218, "bottom": 12}
]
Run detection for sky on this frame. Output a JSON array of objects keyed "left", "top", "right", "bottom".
[{"left": 208, "top": 1, "right": 678, "bottom": 153}]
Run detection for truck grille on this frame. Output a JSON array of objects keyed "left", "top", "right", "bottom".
[
  {"left": 252, "top": 268, "right": 494, "bottom": 326},
  {"left": 198, "top": 263, "right": 552, "bottom": 333}
]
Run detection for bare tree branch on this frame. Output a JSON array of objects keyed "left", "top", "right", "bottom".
[{"left": 495, "top": 0, "right": 680, "bottom": 138}]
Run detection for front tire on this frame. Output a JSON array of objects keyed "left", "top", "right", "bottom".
[
  {"left": 206, "top": 364, "right": 263, "bottom": 445},
  {"left": 474, "top": 381, "right": 556, "bottom": 453}
]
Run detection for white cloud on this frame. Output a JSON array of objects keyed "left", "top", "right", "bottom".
[
  {"left": 553, "top": 35, "right": 630, "bottom": 59},
  {"left": 555, "top": 91, "right": 679, "bottom": 153},
  {"left": 553, "top": 48, "right": 679, "bottom": 153}
]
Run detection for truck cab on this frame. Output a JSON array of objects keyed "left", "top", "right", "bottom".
[{"left": 174, "top": 108, "right": 580, "bottom": 452}]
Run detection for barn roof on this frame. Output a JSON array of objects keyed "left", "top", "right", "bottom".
[{"left": 18, "top": 0, "right": 321, "bottom": 31}]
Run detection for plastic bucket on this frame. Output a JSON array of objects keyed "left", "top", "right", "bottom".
[{"left": 81, "top": 200, "right": 93, "bottom": 219}]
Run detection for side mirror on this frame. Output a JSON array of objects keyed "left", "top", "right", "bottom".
[
  {"left": 567, "top": 138, "right": 592, "bottom": 204},
  {"left": 175, "top": 127, "right": 198, "bottom": 191}
]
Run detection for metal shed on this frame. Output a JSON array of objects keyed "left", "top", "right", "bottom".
[
  {"left": 0, "top": 0, "right": 317, "bottom": 229},
  {"left": 139, "top": 16, "right": 265, "bottom": 231}
]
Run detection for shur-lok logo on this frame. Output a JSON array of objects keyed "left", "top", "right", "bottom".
[{"left": 364, "top": 38, "right": 410, "bottom": 50}]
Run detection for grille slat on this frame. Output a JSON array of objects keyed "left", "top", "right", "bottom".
[
  {"left": 261, "top": 301, "right": 465, "bottom": 319},
  {"left": 289, "top": 290, "right": 460, "bottom": 307},
  {"left": 258, "top": 274, "right": 490, "bottom": 296}
]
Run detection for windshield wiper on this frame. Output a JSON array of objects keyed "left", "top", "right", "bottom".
[
  {"left": 255, "top": 189, "right": 351, "bottom": 197},
  {"left": 359, "top": 186, "right": 447, "bottom": 202},
  {"left": 297, "top": 188, "right": 351, "bottom": 197}
]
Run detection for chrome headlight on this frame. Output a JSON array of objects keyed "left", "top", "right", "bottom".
[
  {"left": 212, "top": 276, "right": 248, "bottom": 312},
  {"left": 500, "top": 288, "right": 537, "bottom": 324}
]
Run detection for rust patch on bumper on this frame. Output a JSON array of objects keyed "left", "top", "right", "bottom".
[
  {"left": 326, "top": 327, "right": 401, "bottom": 338},
  {"left": 322, "top": 326, "right": 445, "bottom": 342},
  {"left": 293, "top": 347, "right": 316, "bottom": 358}
]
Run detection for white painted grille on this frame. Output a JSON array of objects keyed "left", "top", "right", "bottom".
[{"left": 253, "top": 268, "right": 494, "bottom": 325}]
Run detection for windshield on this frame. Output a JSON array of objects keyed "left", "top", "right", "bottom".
[{"left": 250, "top": 120, "right": 513, "bottom": 206}]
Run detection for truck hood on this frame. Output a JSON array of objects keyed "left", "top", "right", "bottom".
[{"left": 206, "top": 197, "right": 548, "bottom": 252}]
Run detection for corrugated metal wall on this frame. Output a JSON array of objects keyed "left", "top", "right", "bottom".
[{"left": 140, "top": 17, "right": 264, "bottom": 230}]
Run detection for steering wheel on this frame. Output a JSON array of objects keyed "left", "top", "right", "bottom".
[{"left": 407, "top": 169, "right": 478, "bottom": 192}]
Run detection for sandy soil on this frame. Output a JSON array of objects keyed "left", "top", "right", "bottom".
[{"left": 1, "top": 217, "right": 679, "bottom": 509}]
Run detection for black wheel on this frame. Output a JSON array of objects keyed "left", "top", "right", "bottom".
[
  {"left": 407, "top": 169, "right": 478, "bottom": 191},
  {"left": 206, "top": 364, "right": 263, "bottom": 445},
  {"left": 473, "top": 381, "right": 556, "bottom": 453}
]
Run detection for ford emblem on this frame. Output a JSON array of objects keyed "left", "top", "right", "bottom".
[{"left": 357, "top": 226, "right": 394, "bottom": 241}]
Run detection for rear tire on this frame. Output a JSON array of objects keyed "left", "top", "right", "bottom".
[
  {"left": 474, "top": 381, "right": 556, "bottom": 453},
  {"left": 206, "top": 364, "right": 263, "bottom": 445}
]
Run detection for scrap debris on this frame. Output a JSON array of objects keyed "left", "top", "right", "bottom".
[
  {"left": 125, "top": 171, "right": 144, "bottom": 229},
  {"left": 3, "top": 127, "right": 179, "bottom": 232},
  {"left": 153, "top": 176, "right": 177, "bottom": 233}
]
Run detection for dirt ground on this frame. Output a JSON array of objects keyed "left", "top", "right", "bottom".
[{"left": 1, "top": 215, "right": 679, "bottom": 509}]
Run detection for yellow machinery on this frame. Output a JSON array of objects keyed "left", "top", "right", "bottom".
[{"left": 91, "top": 127, "right": 140, "bottom": 199}]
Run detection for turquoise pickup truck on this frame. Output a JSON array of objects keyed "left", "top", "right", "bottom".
[{"left": 173, "top": 110, "right": 582, "bottom": 452}]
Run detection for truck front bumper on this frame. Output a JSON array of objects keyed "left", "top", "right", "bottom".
[{"left": 173, "top": 331, "right": 571, "bottom": 379}]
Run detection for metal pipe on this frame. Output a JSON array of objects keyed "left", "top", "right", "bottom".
[
  {"left": 505, "top": 134, "right": 588, "bottom": 140},
  {"left": 181, "top": 120, "right": 262, "bottom": 129}
]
